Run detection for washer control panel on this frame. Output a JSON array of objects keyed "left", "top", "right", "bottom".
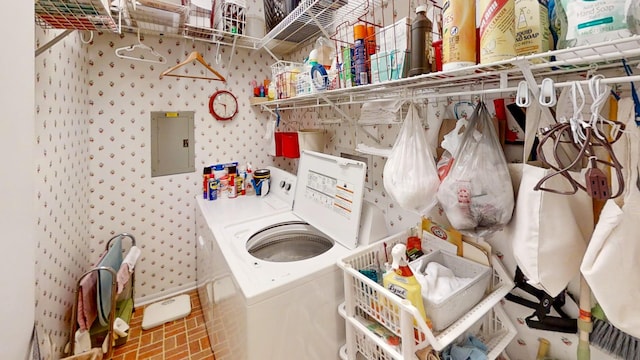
[{"left": 267, "top": 166, "right": 296, "bottom": 207}]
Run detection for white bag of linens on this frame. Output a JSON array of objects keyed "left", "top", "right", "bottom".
[
  {"left": 436, "top": 102, "right": 514, "bottom": 236},
  {"left": 383, "top": 103, "right": 440, "bottom": 215}
]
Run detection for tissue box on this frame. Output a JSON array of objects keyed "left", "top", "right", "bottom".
[{"left": 410, "top": 250, "right": 491, "bottom": 331}]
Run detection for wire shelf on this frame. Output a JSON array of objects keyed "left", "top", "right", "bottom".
[
  {"left": 258, "top": 0, "right": 383, "bottom": 55},
  {"left": 35, "top": 0, "right": 118, "bottom": 31},
  {"left": 255, "top": 35, "right": 640, "bottom": 110},
  {"left": 123, "top": 0, "right": 188, "bottom": 36}
]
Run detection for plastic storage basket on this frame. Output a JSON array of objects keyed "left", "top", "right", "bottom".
[
  {"left": 409, "top": 250, "right": 491, "bottom": 331},
  {"left": 337, "top": 233, "right": 514, "bottom": 359},
  {"left": 338, "top": 303, "right": 516, "bottom": 360}
]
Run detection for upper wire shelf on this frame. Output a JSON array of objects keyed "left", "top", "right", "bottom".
[
  {"left": 257, "top": 0, "right": 384, "bottom": 55},
  {"left": 35, "top": 0, "right": 119, "bottom": 31},
  {"left": 257, "top": 35, "right": 640, "bottom": 110}
]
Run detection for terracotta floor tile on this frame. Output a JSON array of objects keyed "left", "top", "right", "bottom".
[{"left": 110, "top": 290, "right": 217, "bottom": 359}]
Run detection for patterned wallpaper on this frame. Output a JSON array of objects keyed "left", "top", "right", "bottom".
[{"left": 34, "top": 27, "right": 92, "bottom": 358}]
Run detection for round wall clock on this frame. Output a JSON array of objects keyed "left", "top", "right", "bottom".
[{"left": 209, "top": 90, "right": 238, "bottom": 121}]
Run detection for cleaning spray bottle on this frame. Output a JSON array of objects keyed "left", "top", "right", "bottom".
[{"left": 383, "top": 243, "right": 432, "bottom": 328}]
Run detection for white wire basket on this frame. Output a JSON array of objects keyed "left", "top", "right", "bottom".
[
  {"left": 213, "top": 0, "right": 246, "bottom": 35},
  {"left": 337, "top": 233, "right": 515, "bottom": 359}
]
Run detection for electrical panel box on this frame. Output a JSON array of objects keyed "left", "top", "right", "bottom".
[{"left": 151, "top": 111, "right": 195, "bottom": 177}]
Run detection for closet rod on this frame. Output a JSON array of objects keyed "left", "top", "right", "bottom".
[
  {"left": 424, "top": 73, "right": 640, "bottom": 100},
  {"left": 35, "top": 29, "right": 74, "bottom": 57}
]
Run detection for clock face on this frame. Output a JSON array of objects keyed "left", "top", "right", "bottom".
[{"left": 209, "top": 90, "right": 238, "bottom": 121}]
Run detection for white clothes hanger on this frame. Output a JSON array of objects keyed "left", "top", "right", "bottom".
[{"left": 115, "top": 30, "right": 167, "bottom": 64}]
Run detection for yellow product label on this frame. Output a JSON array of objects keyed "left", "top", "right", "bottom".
[
  {"left": 515, "top": 0, "right": 551, "bottom": 60},
  {"left": 442, "top": 0, "right": 477, "bottom": 65},
  {"left": 165, "top": 112, "right": 179, "bottom": 117},
  {"left": 479, "top": 0, "right": 516, "bottom": 64},
  {"left": 383, "top": 270, "right": 431, "bottom": 328}
]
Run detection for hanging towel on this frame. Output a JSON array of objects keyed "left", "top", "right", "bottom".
[
  {"left": 117, "top": 246, "right": 141, "bottom": 294},
  {"left": 96, "top": 237, "right": 122, "bottom": 326},
  {"left": 77, "top": 272, "right": 98, "bottom": 331}
]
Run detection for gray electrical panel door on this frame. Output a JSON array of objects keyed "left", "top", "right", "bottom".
[{"left": 151, "top": 111, "right": 195, "bottom": 177}]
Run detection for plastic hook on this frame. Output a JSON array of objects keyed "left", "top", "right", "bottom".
[
  {"left": 539, "top": 78, "right": 557, "bottom": 107},
  {"left": 516, "top": 81, "right": 531, "bottom": 108}
]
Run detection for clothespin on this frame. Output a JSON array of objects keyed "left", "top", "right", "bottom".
[{"left": 621, "top": 59, "right": 640, "bottom": 126}]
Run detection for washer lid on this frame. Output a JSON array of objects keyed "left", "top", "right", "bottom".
[{"left": 293, "top": 151, "right": 367, "bottom": 250}]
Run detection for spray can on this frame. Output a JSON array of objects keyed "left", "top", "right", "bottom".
[
  {"left": 408, "top": 5, "right": 433, "bottom": 76},
  {"left": 353, "top": 24, "right": 369, "bottom": 86},
  {"left": 442, "top": 0, "right": 477, "bottom": 71},
  {"left": 203, "top": 167, "right": 212, "bottom": 199},
  {"left": 478, "top": 0, "right": 516, "bottom": 64},
  {"left": 208, "top": 178, "right": 218, "bottom": 201}
]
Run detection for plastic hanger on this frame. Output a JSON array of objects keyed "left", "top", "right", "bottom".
[
  {"left": 160, "top": 51, "right": 226, "bottom": 82},
  {"left": 115, "top": 30, "right": 167, "bottom": 64}
]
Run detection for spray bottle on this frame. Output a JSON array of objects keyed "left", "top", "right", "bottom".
[{"left": 383, "top": 243, "right": 431, "bottom": 328}]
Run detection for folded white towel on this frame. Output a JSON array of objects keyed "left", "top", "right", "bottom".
[
  {"left": 413, "top": 260, "right": 473, "bottom": 304},
  {"left": 123, "top": 246, "right": 141, "bottom": 271}
]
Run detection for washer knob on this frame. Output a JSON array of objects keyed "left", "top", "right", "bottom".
[
  {"left": 279, "top": 180, "right": 286, "bottom": 188},
  {"left": 285, "top": 183, "right": 292, "bottom": 191}
]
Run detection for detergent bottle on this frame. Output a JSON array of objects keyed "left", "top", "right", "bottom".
[{"left": 383, "top": 243, "right": 431, "bottom": 328}]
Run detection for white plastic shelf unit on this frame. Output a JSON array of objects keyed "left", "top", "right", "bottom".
[
  {"left": 256, "top": 35, "right": 640, "bottom": 111},
  {"left": 337, "top": 233, "right": 515, "bottom": 360},
  {"left": 257, "top": 0, "right": 383, "bottom": 56}
]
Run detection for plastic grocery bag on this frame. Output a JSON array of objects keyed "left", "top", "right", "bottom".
[
  {"left": 436, "top": 102, "right": 514, "bottom": 236},
  {"left": 383, "top": 104, "right": 440, "bottom": 215}
]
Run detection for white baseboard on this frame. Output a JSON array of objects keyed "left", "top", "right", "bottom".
[{"left": 133, "top": 281, "right": 197, "bottom": 307}]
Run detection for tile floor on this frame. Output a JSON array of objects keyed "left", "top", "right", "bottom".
[{"left": 111, "top": 290, "right": 215, "bottom": 360}]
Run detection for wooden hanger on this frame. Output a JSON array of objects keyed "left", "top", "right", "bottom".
[{"left": 159, "top": 51, "right": 226, "bottom": 82}]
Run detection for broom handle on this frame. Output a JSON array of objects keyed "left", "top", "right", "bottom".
[{"left": 577, "top": 94, "right": 618, "bottom": 359}]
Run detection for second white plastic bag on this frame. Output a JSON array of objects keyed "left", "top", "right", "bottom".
[
  {"left": 436, "top": 102, "right": 514, "bottom": 236},
  {"left": 383, "top": 104, "right": 440, "bottom": 215}
]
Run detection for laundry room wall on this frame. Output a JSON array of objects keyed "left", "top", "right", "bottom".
[{"left": 34, "top": 27, "right": 93, "bottom": 358}]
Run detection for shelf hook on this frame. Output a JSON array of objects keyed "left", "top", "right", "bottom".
[{"left": 516, "top": 81, "right": 531, "bottom": 108}]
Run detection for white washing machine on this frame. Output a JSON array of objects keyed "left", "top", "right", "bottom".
[
  {"left": 196, "top": 166, "right": 297, "bottom": 347},
  {"left": 204, "top": 151, "right": 388, "bottom": 360}
]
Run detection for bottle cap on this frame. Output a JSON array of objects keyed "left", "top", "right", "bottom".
[
  {"left": 353, "top": 24, "right": 366, "bottom": 40},
  {"left": 416, "top": 5, "right": 427, "bottom": 13}
]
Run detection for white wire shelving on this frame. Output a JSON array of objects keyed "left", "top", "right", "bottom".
[
  {"left": 257, "top": 35, "right": 640, "bottom": 112},
  {"left": 35, "top": 0, "right": 119, "bottom": 31},
  {"left": 34, "top": 0, "right": 374, "bottom": 58}
]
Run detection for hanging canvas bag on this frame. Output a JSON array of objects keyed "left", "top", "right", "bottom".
[
  {"left": 580, "top": 97, "right": 640, "bottom": 338},
  {"left": 508, "top": 102, "right": 594, "bottom": 298}
]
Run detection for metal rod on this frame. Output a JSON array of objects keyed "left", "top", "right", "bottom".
[{"left": 35, "top": 29, "right": 74, "bottom": 57}]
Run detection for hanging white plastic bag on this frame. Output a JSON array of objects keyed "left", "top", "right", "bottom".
[
  {"left": 383, "top": 103, "right": 440, "bottom": 215},
  {"left": 264, "top": 120, "right": 277, "bottom": 157},
  {"left": 436, "top": 102, "right": 514, "bottom": 236}
]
